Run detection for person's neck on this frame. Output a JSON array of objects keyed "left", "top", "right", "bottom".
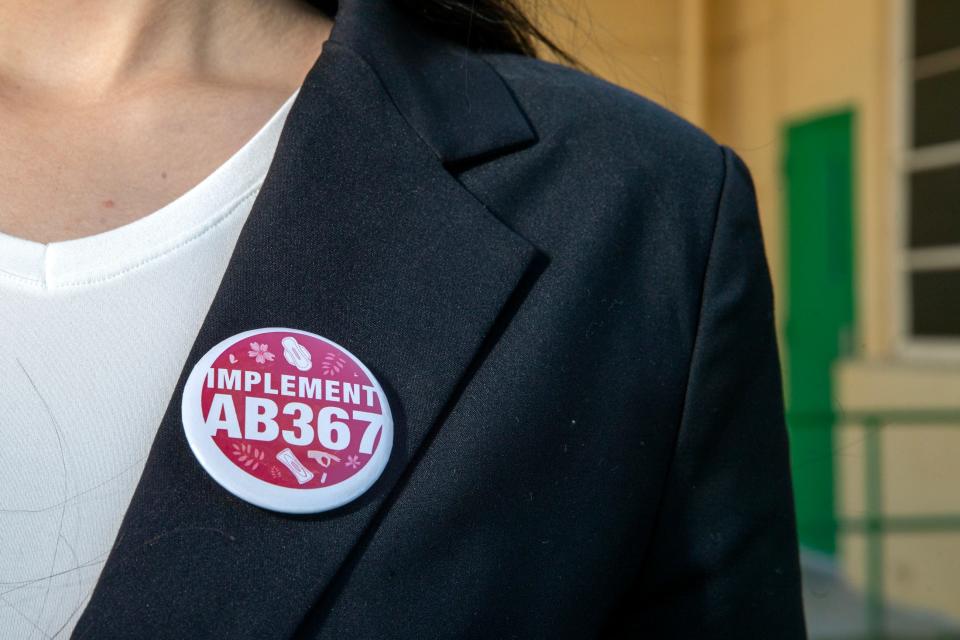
[{"left": 0, "top": 0, "right": 333, "bottom": 106}]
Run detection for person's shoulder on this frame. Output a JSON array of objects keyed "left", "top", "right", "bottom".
[
  {"left": 477, "top": 51, "right": 741, "bottom": 253},
  {"left": 479, "top": 51, "right": 726, "bottom": 185},
  {"left": 476, "top": 51, "right": 736, "bottom": 234}
]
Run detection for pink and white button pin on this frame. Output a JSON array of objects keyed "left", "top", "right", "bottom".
[{"left": 181, "top": 327, "right": 393, "bottom": 514}]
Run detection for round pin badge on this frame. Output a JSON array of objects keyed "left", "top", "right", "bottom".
[{"left": 181, "top": 327, "right": 393, "bottom": 514}]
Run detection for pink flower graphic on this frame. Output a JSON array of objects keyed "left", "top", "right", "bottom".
[
  {"left": 345, "top": 455, "right": 361, "bottom": 469},
  {"left": 248, "top": 341, "right": 275, "bottom": 364}
]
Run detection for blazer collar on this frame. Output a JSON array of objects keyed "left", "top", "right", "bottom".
[
  {"left": 73, "top": 1, "right": 541, "bottom": 638},
  {"left": 328, "top": 0, "right": 537, "bottom": 166}
]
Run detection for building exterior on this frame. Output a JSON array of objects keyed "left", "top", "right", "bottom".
[{"left": 544, "top": 1, "right": 960, "bottom": 635}]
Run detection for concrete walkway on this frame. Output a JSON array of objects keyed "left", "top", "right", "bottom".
[{"left": 802, "top": 552, "right": 960, "bottom": 639}]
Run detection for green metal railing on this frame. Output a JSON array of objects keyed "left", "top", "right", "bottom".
[{"left": 788, "top": 409, "right": 960, "bottom": 639}]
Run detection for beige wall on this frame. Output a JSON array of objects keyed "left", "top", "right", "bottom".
[
  {"left": 539, "top": 2, "right": 684, "bottom": 116},
  {"left": 544, "top": 0, "right": 960, "bottom": 621}
]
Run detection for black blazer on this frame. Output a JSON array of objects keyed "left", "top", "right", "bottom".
[{"left": 74, "top": 1, "right": 806, "bottom": 638}]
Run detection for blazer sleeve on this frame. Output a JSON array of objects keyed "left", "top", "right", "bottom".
[{"left": 623, "top": 146, "right": 807, "bottom": 638}]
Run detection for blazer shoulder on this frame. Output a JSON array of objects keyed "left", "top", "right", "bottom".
[
  {"left": 476, "top": 51, "right": 739, "bottom": 258},
  {"left": 479, "top": 51, "right": 725, "bottom": 185}
]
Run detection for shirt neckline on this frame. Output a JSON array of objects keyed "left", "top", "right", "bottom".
[{"left": 0, "top": 87, "right": 300, "bottom": 290}]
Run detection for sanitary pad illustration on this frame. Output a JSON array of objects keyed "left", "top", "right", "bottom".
[
  {"left": 281, "top": 336, "right": 313, "bottom": 371},
  {"left": 276, "top": 448, "right": 314, "bottom": 484}
]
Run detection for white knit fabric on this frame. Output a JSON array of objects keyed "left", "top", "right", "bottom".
[{"left": 0, "top": 86, "right": 299, "bottom": 638}]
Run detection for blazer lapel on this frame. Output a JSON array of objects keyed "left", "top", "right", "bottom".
[{"left": 73, "top": 2, "right": 540, "bottom": 638}]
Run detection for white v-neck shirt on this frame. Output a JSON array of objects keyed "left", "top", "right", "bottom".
[{"left": 0, "top": 86, "right": 300, "bottom": 639}]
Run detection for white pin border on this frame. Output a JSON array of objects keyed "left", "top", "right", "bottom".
[{"left": 181, "top": 327, "right": 394, "bottom": 514}]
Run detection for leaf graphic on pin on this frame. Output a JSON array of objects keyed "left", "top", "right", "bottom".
[
  {"left": 231, "top": 443, "right": 265, "bottom": 471},
  {"left": 228, "top": 354, "right": 238, "bottom": 364},
  {"left": 320, "top": 353, "right": 347, "bottom": 376}
]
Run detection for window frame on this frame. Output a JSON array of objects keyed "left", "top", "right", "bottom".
[{"left": 894, "top": 0, "right": 960, "bottom": 360}]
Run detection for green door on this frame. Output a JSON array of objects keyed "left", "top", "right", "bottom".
[{"left": 783, "top": 110, "right": 856, "bottom": 555}]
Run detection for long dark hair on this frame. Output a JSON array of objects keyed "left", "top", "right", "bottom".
[{"left": 307, "top": 0, "right": 577, "bottom": 66}]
